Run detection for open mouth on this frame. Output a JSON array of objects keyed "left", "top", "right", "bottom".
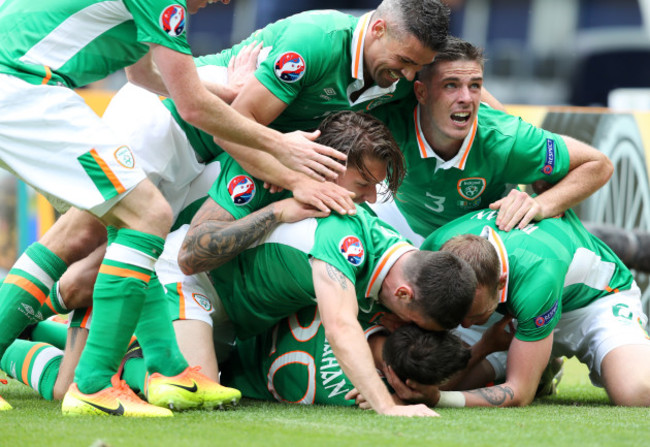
[{"left": 451, "top": 112, "right": 471, "bottom": 123}]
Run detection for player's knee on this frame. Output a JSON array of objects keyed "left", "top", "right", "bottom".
[{"left": 609, "top": 378, "right": 650, "bottom": 406}]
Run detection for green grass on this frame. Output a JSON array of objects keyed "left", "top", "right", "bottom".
[{"left": 1, "top": 358, "right": 648, "bottom": 447}]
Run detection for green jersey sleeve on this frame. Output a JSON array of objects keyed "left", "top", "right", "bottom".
[
  {"left": 254, "top": 23, "right": 331, "bottom": 105},
  {"left": 508, "top": 259, "right": 564, "bottom": 341},
  {"left": 309, "top": 213, "right": 367, "bottom": 284},
  {"left": 125, "top": 0, "right": 192, "bottom": 54},
  {"left": 208, "top": 156, "right": 287, "bottom": 220}
]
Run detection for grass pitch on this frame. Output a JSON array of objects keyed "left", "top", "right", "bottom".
[{"left": 1, "top": 358, "right": 648, "bottom": 447}]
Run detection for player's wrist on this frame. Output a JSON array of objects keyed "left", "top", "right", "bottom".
[{"left": 437, "top": 391, "right": 466, "bottom": 408}]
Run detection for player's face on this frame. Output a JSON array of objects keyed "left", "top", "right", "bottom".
[
  {"left": 460, "top": 284, "right": 499, "bottom": 328},
  {"left": 186, "top": 0, "right": 229, "bottom": 14},
  {"left": 365, "top": 22, "right": 436, "bottom": 88},
  {"left": 391, "top": 304, "right": 446, "bottom": 332},
  {"left": 419, "top": 60, "right": 483, "bottom": 147},
  {"left": 337, "top": 157, "right": 387, "bottom": 204}
]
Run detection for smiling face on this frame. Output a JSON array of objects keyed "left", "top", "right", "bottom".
[
  {"left": 364, "top": 20, "right": 437, "bottom": 88},
  {"left": 415, "top": 59, "right": 483, "bottom": 151}
]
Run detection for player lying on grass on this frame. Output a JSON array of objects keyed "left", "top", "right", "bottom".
[
  {"left": 364, "top": 207, "right": 650, "bottom": 408},
  {"left": 2, "top": 309, "right": 475, "bottom": 409}
]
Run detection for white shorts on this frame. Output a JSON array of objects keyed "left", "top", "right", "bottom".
[
  {"left": 552, "top": 284, "right": 650, "bottom": 386},
  {"left": 102, "top": 65, "right": 229, "bottom": 219},
  {"left": 0, "top": 74, "right": 146, "bottom": 216},
  {"left": 157, "top": 224, "right": 235, "bottom": 360}
]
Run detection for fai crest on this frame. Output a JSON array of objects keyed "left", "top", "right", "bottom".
[
  {"left": 159, "top": 4, "right": 186, "bottom": 37},
  {"left": 339, "top": 235, "right": 365, "bottom": 266},
  {"left": 274, "top": 52, "right": 306, "bottom": 83},
  {"left": 228, "top": 175, "right": 256, "bottom": 205},
  {"left": 114, "top": 146, "right": 135, "bottom": 169},
  {"left": 457, "top": 177, "right": 486, "bottom": 200},
  {"left": 192, "top": 293, "right": 213, "bottom": 312}
]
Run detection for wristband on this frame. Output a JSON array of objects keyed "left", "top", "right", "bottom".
[{"left": 437, "top": 391, "right": 466, "bottom": 408}]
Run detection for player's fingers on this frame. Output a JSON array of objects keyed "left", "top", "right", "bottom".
[
  {"left": 516, "top": 207, "right": 539, "bottom": 230},
  {"left": 299, "top": 165, "right": 326, "bottom": 183}
]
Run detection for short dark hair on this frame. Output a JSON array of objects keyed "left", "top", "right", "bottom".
[
  {"left": 403, "top": 250, "right": 477, "bottom": 329},
  {"left": 383, "top": 324, "right": 471, "bottom": 385},
  {"left": 316, "top": 111, "right": 405, "bottom": 196},
  {"left": 419, "top": 36, "right": 485, "bottom": 83},
  {"left": 440, "top": 234, "right": 500, "bottom": 293},
  {"left": 375, "top": 0, "right": 450, "bottom": 52}
]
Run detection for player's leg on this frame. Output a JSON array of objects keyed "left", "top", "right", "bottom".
[
  {"left": 600, "top": 344, "right": 650, "bottom": 406},
  {"left": 65, "top": 179, "right": 173, "bottom": 413},
  {"left": 554, "top": 284, "right": 650, "bottom": 407},
  {"left": 145, "top": 227, "right": 240, "bottom": 409}
]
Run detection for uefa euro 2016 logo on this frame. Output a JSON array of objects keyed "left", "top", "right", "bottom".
[
  {"left": 339, "top": 236, "right": 365, "bottom": 266},
  {"left": 228, "top": 175, "right": 256, "bottom": 206},
  {"left": 159, "top": 4, "right": 186, "bottom": 37},
  {"left": 274, "top": 52, "right": 306, "bottom": 83}
]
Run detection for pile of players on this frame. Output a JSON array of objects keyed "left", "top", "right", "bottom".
[{"left": 0, "top": 0, "right": 648, "bottom": 417}]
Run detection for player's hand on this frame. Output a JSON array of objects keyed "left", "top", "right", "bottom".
[
  {"left": 489, "top": 189, "right": 543, "bottom": 231},
  {"left": 292, "top": 177, "right": 356, "bottom": 215},
  {"left": 380, "top": 404, "right": 440, "bottom": 418},
  {"left": 480, "top": 314, "right": 515, "bottom": 354},
  {"left": 227, "top": 41, "right": 263, "bottom": 98},
  {"left": 344, "top": 389, "right": 440, "bottom": 417},
  {"left": 278, "top": 130, "right": 347, "bottom": 182},
  {"left": 345, "top": 388, "right": 372, "bottom": 410},
  {"left": 272, "top": 198, "right": 329, "bottom": 223},
  {"left": 378, "top": 313, "right": 407, "bottom": 332},
  {"left": 263, "top": 182, "right": 285, "bottom": 193},
  {"left": 384, "top": 366, "right": 441, "bottom": 407}
]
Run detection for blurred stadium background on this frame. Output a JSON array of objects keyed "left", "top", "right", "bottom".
[{"left": 3, "top": 0, "right": 650, "bottom": 320}]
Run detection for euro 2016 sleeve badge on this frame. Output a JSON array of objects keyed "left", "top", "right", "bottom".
[{"left": 274, "top": 52, "right": 306, "bottom": 83}]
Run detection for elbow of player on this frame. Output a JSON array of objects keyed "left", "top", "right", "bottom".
[{"left": 177, "top": 253, "right": 196, "bottom": 276}]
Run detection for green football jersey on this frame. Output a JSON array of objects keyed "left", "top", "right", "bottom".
[
  {"left": 422, "top": 209, "right": 634, "bottom": 342},
  {"left": 208, "top": 154, "right": 292, "bottom": 221},
  {"left": 370, "top": 99, "right": 571, "bottom": 237},
  {"left": 222, "top": 306, "right": 387, "bottom": 405},
  {"left": 163, "top": 9, "right": 414, "bottom": 162},
  {"left": 210, "top": 206, "right": 414, "bottom": 339},
  {"left": 0, "top": 0, "right": 191, "bottom": 88}
]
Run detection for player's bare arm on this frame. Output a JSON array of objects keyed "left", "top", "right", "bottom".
[
  {"left": 491, "top": 135, "right": 613, "bottom": 231},
  {"left": 313, "top": 260, "right": 439, "bottom": 417},
  {"left": 178, "top": 197, "right": 327, "bottom": 274},
  {"left": 227, "top": 77, "right": 347, "bottom": 181},
  {"left": 453, "top": 335, "right": 553, "bottom": 407},
  {"left": 125, "top": 49, "right": 169, "bottom": 97}
]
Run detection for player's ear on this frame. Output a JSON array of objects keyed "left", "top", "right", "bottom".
[
  {"left": 414, "top": 80, "right": 426, "bottom": 104},
  {"left": 498, "top": 272, "right": 507, "bottom": 290},
  {"left": 370, "top": 18, "right": 387, "bottom": 39},
  {"left": 396, "top": 285, "right": 414, "bottom": 304}
]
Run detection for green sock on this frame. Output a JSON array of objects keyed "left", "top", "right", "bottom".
[
  {"left": 122, "top": 356, "right": 146, "bottom": 394},
  {"left": 1, "top": 339, "right": 63, "bottom": 400},
  {"left": 135, "top": 274, "right": 188, "bottom": 377},
  {"left": 0, "top": 243, "right": 67, "bottom": 356},
  {"left": 30, "top": 320, "right": 68, "bottom": 350},
  {"left": 74, "top": 228, "right": 164, "bottom": 394}
]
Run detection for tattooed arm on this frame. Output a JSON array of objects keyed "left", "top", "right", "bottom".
[
  {"left": 178, "top": 197, "right": 327, "bottom": 275},
  {"left": 312, "top": 260, "right": 438, "bottom": 417},
  {"left": 460, "top": 334, "right": 553, "bottom": 407}
]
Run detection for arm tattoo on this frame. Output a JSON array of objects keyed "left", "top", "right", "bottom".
[
  {"left": 325, "top": 263, "right": 349, "bottom": 290},
  {"left": 180, "top": 202, "right": 279, "bottom": 273},
  {"left": 467, "top": 385, "right": 515, "bottom": 406}
]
